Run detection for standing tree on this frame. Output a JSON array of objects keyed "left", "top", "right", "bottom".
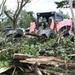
[{"left": 4, "top": 0, "right": 30, "bottom": 29}]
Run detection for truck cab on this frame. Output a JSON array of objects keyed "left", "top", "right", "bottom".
[
  {"left": 29, "top": 11, "right": 72, "bottom": 38},
  {"left": 36, "top": 11, "right": 63, "bottom": 30}
]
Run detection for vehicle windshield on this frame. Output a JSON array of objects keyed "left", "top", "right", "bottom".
[{"left": 38, "top": 16, "right": 54, "bottom": 30}]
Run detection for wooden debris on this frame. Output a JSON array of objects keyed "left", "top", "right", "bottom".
[
  {"left": 13, "top": 53, "right": 32, "bottom": 60},
  {"left": 33, "top": 62, "right": 42, "bottom": 75},
  {"left": 12, "top": 67, "right": 16, "bottom": 75},
  {"left": 20, "top": 56, "right": 65, "bottom": 68},
  {"left": 1, "top": 54, "right": 74, "bottom": 75},
  {"left": 25, "top": 32, "right": 40, "bottom": 37},
  {"left": 59, "top": 63, "right": 75, "bottom": 70},
  {"left": 40, "top": 69, "right": 66, "bottom": 75},
  {"left": 68, "top": 54, "right": 75, "bottom": 57},
  {"left": 0, "top": 67, "right": 12, "bottom": 73}
]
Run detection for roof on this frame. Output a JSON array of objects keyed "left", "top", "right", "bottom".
[{"left": 37, "top": 11, "right": 63, "bottom": 17}]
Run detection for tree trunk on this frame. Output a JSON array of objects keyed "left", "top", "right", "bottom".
[
  {"left": 13, "top": 19, "right": 17, "bottom": 29},
  {"left": 69, "top": 0, "right": 75, "bottom": 31}
]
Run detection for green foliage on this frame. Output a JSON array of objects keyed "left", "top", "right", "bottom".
[
  {"left": 1, "top": 18, "right": 12, "bottom": 28},
  {"left": 4, "top": 18, "right": 12, "bottom": 26},
  {"left": 55, "top": 0, "right": 75, "bottom": 8},
  {"left": 0, "top": 9, "right": 14, "bottom": 28},
  {"left": 73, "top": 0, "right": 75, "bottom": 8},
  {"left": 18, "top": 10, "right": 32, "bottom": 28},
  {"left": 55, "top": 0, "right": 68, "bottom": 8},
  {"left": 59, "top": 9, "right": 70, "bottom": 19},
  {"left": 0, "top": 32, "right": 75, "bottom": 73},
  {"left": 0, "top": 10, "right": 33, "bottom": 29},
  {"left": 0, "top": 60, "right": 10, "bottom": 68}
]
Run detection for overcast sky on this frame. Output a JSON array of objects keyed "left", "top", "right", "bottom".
[
  {"left": 25, "top": 0, "right": 75, "bottom": 17},
  {"left": 1, "top": 0, "right": 75, "bottom": 17},
  {"left": 25, "top": 0, "right": 62, "bottom": 12}
]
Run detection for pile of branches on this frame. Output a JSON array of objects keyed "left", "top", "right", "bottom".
[
  {"left": 0, "top": 33, "right": 75, "bottom": 75},
  {"left": 0, "top": 53, "right": 75, "bottom": 75}
]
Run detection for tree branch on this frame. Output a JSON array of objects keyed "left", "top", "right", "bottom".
[
  {"left": 15, "top": 0, "right": 24, "bottom": 19},
  {"left": 4, "top": 10, "right": 13, "bottom": 21},
  {"left": 22, "top": 0, "right": 29, "bottom": 7},
  {"left": 16, "top": 0, "right": 30, "bottom": 18},
  {"left": 13, "top": 0, "right": 20, "bottom": 19},
  {"left": 0, "top": 0, "right": 6, "bottom": 16}
]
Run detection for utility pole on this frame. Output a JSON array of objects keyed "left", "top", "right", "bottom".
[{"left": 69, "top": 0, "right": 75, "bottom": 31}]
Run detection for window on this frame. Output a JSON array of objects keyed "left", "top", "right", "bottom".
[{"left": 55, "top": 14, "right": 63, "bottom": 22}]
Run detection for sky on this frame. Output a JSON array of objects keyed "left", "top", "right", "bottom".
[
  {"left": 25, "top": 0, "right": 75, "bottom": 17},
  {"left": 5, "top": 0, "right": 62, "bottom": 12},
  {"left": 1, "top": 0, "right": 75, "bottom": 17}
]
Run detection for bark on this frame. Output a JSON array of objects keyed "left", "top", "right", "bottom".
[{"left": 69, "top": 0, "right": 75, "bottom": 31}]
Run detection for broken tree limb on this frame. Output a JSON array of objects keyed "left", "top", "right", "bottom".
[
  {"left": 40, "top": 69, "right": 65, "bottom": 75},
  {"left": 12, "top": 67, "right": 16, "bottom": 75},
  {"left": 59, "top": 63, "right": 75, "bottom": 70},
  {"left": 13, "top": 53, "right": 33, "bottom": 60},
  {"left": 40, "top": 68, "right": 75, "bottom": 75},
  {"left": 25, "top": 32, "right": 40, "bottom": 37},
  {"left": 33, "top": 62, "right": 43, "bottom": 75},
  {"left": 17, "top": 66, "right": 24, "bottom": 72},
  {"left": 0, "top": 67, "right": 12, "bottom": 73},
  {"left": 68, "top": 54, "right": 75, "bottom": 57},
  {"left": 20, "top": 56, "right": 65, "bottom": 67}
]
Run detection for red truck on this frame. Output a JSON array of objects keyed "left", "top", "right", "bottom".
[
  {"left": 28, "top": 11, "right": 72, "bottom": 38},
  {"left": 4, "top": 11, "right": 72, "bottom": 38}
]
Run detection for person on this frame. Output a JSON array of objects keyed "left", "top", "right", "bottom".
[
  {"left": 48, "top": 17, "right": 54, "bottom": 30},
  {"left": 42, "top": 17, "right": 48, "bottom": 29},
  {"left": 39, "top": 17, "right": 48, "bottom": 30},
  {"left": 48, "top": 17, "right": 52, "bottom": 26},
  {"left": 38, "top": 17, "right": 44, "bottom": 30}
]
